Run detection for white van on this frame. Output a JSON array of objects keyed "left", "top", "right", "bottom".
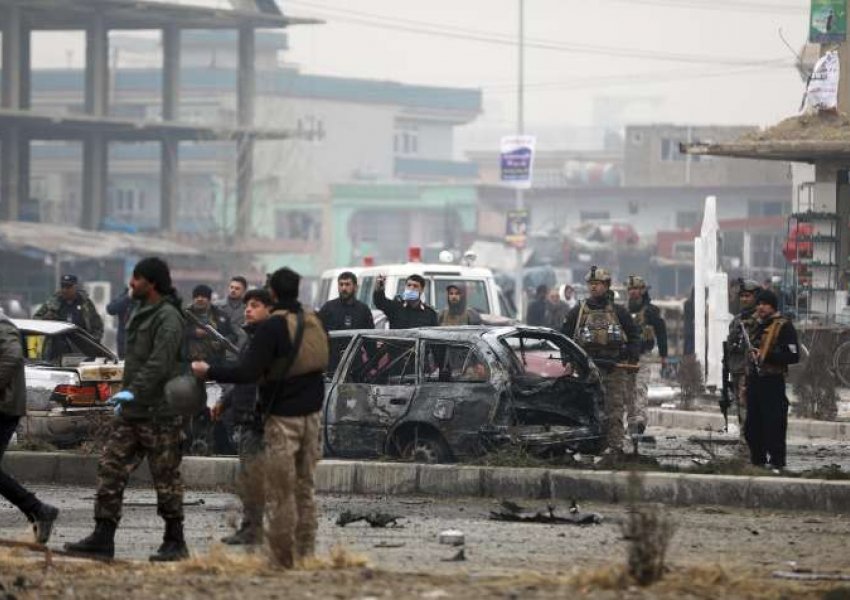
[{"left": 317, "top": 262, "right": 516, "bottom": 325}]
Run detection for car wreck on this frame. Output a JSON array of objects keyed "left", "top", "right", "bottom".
[{"left": 323, "top": 326, "right": 606, "bottom": 463}]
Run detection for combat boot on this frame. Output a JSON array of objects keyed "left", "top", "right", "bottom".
[
  {"left": 149, "top": 518, "right": 190, "bottom": 562},
  {"left": 30, "top": 502, "right": 59, "bottom": 545},
  {"left": 64, "top": 519, "right": 116, "bottom": 559},
  {"left": 221, "top": 519, "right": 260, "bottom": 545}
]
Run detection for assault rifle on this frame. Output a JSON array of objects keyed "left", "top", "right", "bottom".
[
  {"left": 739, "top": 320, "right": 760, "bottom": 376},
  {"left": 184, "top": 310, "right": 240, "bottom": 355},
  {"left": 720, "top": 341, "right": 732, "bottom": 432}
]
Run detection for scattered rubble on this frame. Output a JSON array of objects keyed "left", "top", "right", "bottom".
[
  {"left": 489, "top": 500, "right": 602, "bottom": 525},
  {"left": 335, "top": 510, "right": 402, "bottom": 528}
]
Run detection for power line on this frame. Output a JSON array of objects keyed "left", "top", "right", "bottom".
[{"left": 287, "top": 0, "right": 793, "bottom": 67}]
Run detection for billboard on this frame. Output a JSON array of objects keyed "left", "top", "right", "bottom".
[
  {"left": 810, "top": 0, "right": 847, "bottom": 43},
  {"left": 500, "top": 135, "right": 536, "bottom": 189}
]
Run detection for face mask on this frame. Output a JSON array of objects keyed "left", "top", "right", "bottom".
[{"left": 402, "top": 289, "right": 420, "bottom": 302}]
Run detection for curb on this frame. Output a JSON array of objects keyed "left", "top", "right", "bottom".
[
  {"left": 648, "top": 408, "right": 850, "bottom": 441},
  {"left": 4, "top": 451, "right": 850, "bottom": 513}
]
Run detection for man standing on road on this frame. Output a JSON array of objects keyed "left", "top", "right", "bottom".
[
  {"left": 373, "top": 274, "right": 437, "bottom": 329},
  {"left": 438, "top": 284, "right": 482, "bottom": 326},
  {"left": 213, "top": 288, "right": 274, "bottom": 546},
  {"left": 318, "top": 271, "right": 374, "bottom": 371},
  {"left": 724, "top": 279, "right": 760, "bottom": 455},
  {"left": 218, "top": 276, "right": 248, "bottom": 330},
  {"left": 66, "top": 257, "right": 189, "bottom": 562},
  {"left": 525, "top": 285, "right": 548, "bottom": 326},
  {"left": 562, "top": 266, "right": 641, "bottom": 453},
  {"left": 625, "top": 275, "right": 668, "bottom": 435},
  {"left": 544, "top": 287, "right": 570, "bottom": 330},
  {"left": 34, "top": 274, "right": 104, "bottom": 341},
  {"left": 192, "top": 267, "right": 329, "bottom": 568},
  {"left": 0, "top": 314, "right": 59, "bottom": 544},
  {"left": 106, "top": 287, "right": 133, "bottom": 359},
  {"left": 745, "top": 289, "right": 799, "bottom": 470}
]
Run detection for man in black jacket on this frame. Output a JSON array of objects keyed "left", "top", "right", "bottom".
[
  {"left": 373, "top": 273, "right": 437, "bottom": 329},
  {"left": 745, "top": 289, "right": 799, "bottom": 470},
  {"left": 319, "top": 271, "right": 375, "bottom": 371},
  {"left": 192, "top": 267, "right": 329, "bottom": 568}
]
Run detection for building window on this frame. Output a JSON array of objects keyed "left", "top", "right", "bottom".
[
  {"left": 394, "top": 122, "right": 419, "bottom": 156},
  {"left": 675, "top": 211, "right": 699, "bottom": 230},
  {"left": 748, "top": 200, "right": 789, "bottom": 217},
  {"left": 275, "top": 209, "right": 321, "bottom": 241},
  {"left": 580, "top": 210, "right": 610, "bottom": 222}
]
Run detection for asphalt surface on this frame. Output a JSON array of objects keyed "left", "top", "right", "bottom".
[{"left": 1, "top": 484, "right": 849, "bottom": 576}]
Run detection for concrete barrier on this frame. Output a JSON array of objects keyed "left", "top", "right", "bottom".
[{"left": 4, "top": 451, "right": 849, "bottom": 513}]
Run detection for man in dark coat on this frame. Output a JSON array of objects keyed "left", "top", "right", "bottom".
[
  {"left": 744, "top": 289, "right": 799, "bottom": 470},
  {"left": 373, "top": 274, "right": 437, "bottom": 329},
  {"left": 34, "top": 274, "right": 104, "bottom": 341},
  {"left": 0, "top": 315, "right": 58, "bottom": 544}
]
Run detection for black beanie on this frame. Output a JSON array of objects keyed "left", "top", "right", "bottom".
[
  {"left": 192, "top": 284, "right": 213, "bottom": 299},
  {"left": 268, "top": 267, "right": 301, "bottom": 300},
  {"left": 757, "top": 289, "right": 779, "bottom": 310},
  {"left": 133, "top": 257, "right": 173, "bottom": 295}
]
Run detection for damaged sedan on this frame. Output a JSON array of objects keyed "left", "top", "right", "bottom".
[{"left": 323, "top": 326, "right": 606, "bottom": 463}]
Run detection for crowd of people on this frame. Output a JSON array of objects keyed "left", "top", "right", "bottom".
[{"left": 0, "top": 259, "right": 801, "bottom": 565}]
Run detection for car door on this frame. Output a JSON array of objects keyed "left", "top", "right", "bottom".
[{"left": 324, "top": 335, "right": 418, "bottom": 458}]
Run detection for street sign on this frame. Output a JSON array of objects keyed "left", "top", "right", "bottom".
[
  {"left": 505, "top": 209, "right": 529, "bottom": 248},
  {"left": 810, "top": 0, "right": 846, "bottom": 43},
  {"left": 499, "top": 135, "right": 536, "bottom": 189}
]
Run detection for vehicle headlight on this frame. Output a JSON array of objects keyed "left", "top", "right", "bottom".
[{"left": 433, "top": 399, "right": 454, "bottom": 421}]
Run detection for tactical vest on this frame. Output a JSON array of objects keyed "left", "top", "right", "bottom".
[
  {"left": 266, "top": 309, "right": 329, "bottom": 380},
  {"left": 573, "top": 301, "right": 627, "bottom": 360},
  {"left": 727, "top": 311, "right": 758, "bottom": 374},
  {"left": 631, "top": 305, "right": 656, "bottom": 347}
]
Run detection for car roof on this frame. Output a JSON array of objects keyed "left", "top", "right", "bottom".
[
  {"left": 328, "top": 325, "right": 554, "bottom": 340},
  {"left": 358, "top": 263, "right": 494, "bottom": 278},
  {"left": 11, "top": 318, "right": 77, "bottom": 335}
]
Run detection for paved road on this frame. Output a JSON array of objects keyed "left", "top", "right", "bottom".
[{"left": 1, "top": 484, "right": 848, "bottom": 576}]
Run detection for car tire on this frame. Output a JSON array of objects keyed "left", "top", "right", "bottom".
[{"left": 400, "top": 431, "right": 452, "bottom": 464}]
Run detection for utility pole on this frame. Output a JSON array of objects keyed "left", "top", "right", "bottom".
[
  {"left": 838, "top": 0, "right": 850, "bottom": 113},
  {"left": 514, "top": 0, "right": 526, "bottom": 320}
]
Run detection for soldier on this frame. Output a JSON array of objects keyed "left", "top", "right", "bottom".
[
  {"left": 562, "top": 266, "right": 641, "bottom": 453},
  {"left": 192, "top": 267, "right": 329, "bottom": 568},
  {"left": 0, "top": 314, "right": 59, "bottom": 544},
  {"left": 213, "top": 288, "right": 274, "bottom": 545},
  {"left": 438, "top": 284, "right": 482, "bottom": 326},
  {"left": 373, "top": 274, "right": 437, "bottom": 329},
  {"left": 66, "top": 257, "right": 189, "bottom": 561},
  {"left": 724, "top": 279, "right": 760, "bottom": 454},
  {"left": 624, "top": 275, "right": 668, "bottom": 435},
  {"left": 185, "top": 284, "right": 235, "bottom": 366},
  {"left": 34, "top": 274, "right": 104, "bottom": 341},
  {"left": 745, "top": 289, "right": 799, "bottom": 470}
]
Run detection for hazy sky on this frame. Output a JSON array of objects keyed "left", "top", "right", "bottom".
[{"left": 27, "top": 0, "right": 812, "bottom": 132}]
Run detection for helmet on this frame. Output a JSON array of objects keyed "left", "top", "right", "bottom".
[
  {"left": 584, "top": 266, "right": 611, "bottom": 284},
  {"left": 164, "top": 375, "right": 206, "bottom": 416},
  {"left": 737, "top": 278, "right": 760, "bottom": 294},
  {"left": 625, "top": 274, "right": 646, "bottom": 289}
]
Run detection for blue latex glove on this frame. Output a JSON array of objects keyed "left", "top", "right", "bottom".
[{"left": 107, "top": 390, "right": 135, "bottom": 416}]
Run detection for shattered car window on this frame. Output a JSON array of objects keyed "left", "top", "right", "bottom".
[
  {"left": 327, "top": 334, "right": 355, "bottom": 381},
  {"left": 344, "top": 338, "right": 417, "bottom": 385},
  {"left": 501, "top": 334, "right": 582, "bottom": 379},
  {"left": 423, "top": 342, "right": 490, "bottom": 383},
  {"left": 19, "top": 329, "right": 113, "bottom": 366}
]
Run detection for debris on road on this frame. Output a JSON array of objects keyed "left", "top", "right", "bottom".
[
  {"left": 489, "top": 500, "right": 602, "bottom": 525},
  {"left": 336, "top": 510, "right": 402, "bottom": 528},
  {"left": 442, "top": 548, "right": 466, "bottom": 562},
  {"left": 438, "top": 529, "right": 465, "bottom": 546},
  {"left": 772, "top": 570, "right": 850, "bottom": 581},
  {"left": 0, "top": 538, "right": 124, "bottom": 564}
]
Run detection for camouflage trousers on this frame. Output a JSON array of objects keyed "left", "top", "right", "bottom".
[
  {"left": 262, "top": 412, "right": 321, "bottom": 568},
  {"left": 234, "top": 424, "right": 265, "bottom": 529},
  {"left": 626, "top": 361, "right": 651, "bottom": 431},
  {"left": 732, "top": 373, "right": 748, "bottom": 454},
  {"left": 94, "top": 418, "right": 184, "bottom": 524},
  {"left": 601, "top": 369, "right": 629, "bottom": 451}
]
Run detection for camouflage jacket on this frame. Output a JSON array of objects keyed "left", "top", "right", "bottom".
[
  {"left": 725, "top": 307, "right": 758, "bottom": 375},
  {"left": 120, "top": 296, "right": 185, "bottom": 421},
  {"left": 34, "top": 291, "right": 104, "bottom": 341},
  {"left": 0, "top": 315, "right": 26, "bottom": 417}
]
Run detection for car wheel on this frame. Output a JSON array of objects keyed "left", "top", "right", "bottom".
[{"left": 401, "top": 431, "right": 452, "bottom": 464}]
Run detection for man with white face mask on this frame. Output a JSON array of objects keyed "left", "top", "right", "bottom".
[{"left": 373, "top": 273, "right": 438, "bottom": 329}]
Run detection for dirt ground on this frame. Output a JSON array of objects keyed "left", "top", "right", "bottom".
[{"left": 1, "top": 487, "right": 850, "bottom": 599}]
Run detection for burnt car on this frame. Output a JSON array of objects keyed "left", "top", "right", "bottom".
[
  {"left": 12, "top": 318, "right": 121, "bottom": 447},
  {"left": 323, "top": 326, "right": 606, "bottom": 463}
]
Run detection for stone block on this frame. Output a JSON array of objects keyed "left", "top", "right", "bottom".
[
  {"left": 316, "top": 460, "right": 357, "bottom": 494},
  {"left": 356, "top": 462, "right": 419, "bottom": 495},
  {"left": 417, "top": 464, "right": 482, "bottom": 497},
  {"left": 481, "top": 466, "right": 549, "bottom": 500}
]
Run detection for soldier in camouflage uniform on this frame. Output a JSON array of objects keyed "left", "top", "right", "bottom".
[
  {"left": 34, "top": 274, "right": 104, "bottom": 341},
  {"left": 724, "top": 279, "right": 760, "bottom": 455},
  {"left": 562, "top": 266, "right": 641, "bottom": 453},
  {"left": 66, "top": 257, "right": 189, "bottom": 562},
  {"left": 624, "top": 275, "right": 668, "bottom": 435},
  {"left": 185, "top": 284, "right": 236, "bottom": 366}
]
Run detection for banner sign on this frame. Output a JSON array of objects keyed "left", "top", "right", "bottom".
[
  {"left": 505, "top": 209, "right": 529, "bottom": 248},
  {"left": 500, "top": 135, "right": 536, "bottom": 189},
  {"left": 810, "top": 0, "right": 846, "bottom": 43}
]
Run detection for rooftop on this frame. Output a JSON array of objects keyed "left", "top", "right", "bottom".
[
  {"left": 0, "top": 0, "right": 320, "bottom": 29},
  {"left": 682, "top": 112, "right": 850, "bottom": 163}
]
